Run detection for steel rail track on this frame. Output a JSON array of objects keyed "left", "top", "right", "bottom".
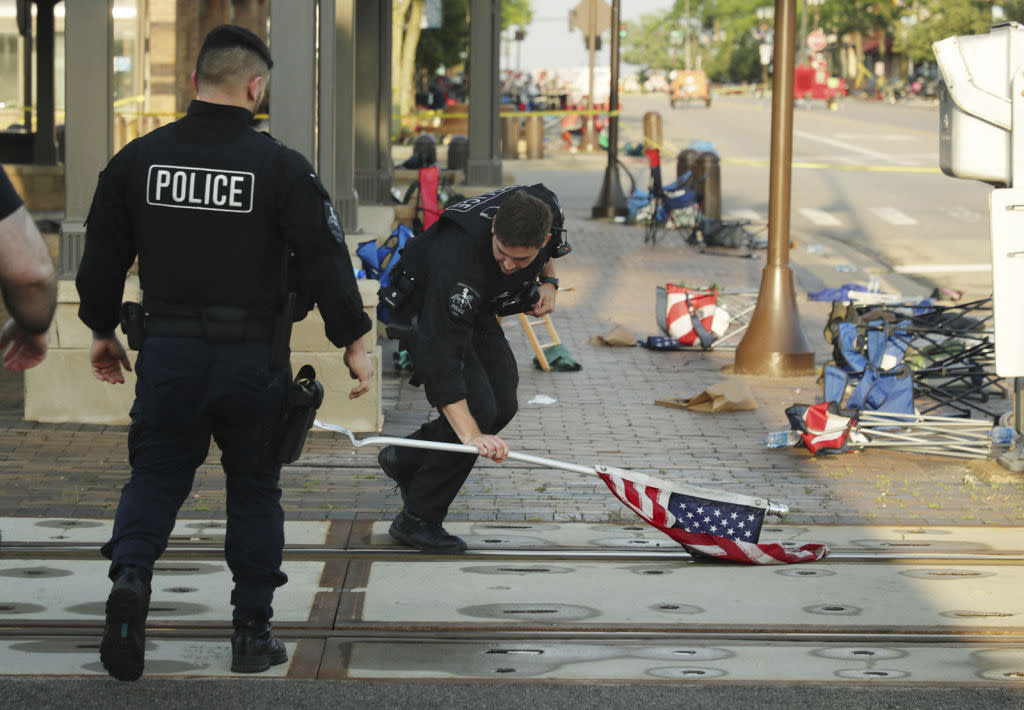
[
  {"left": 2, "top": 544, "right": 1023, "bottom": 563},
  {"left": 4, "top": 624, "right": 1024, "bottom": 646}
]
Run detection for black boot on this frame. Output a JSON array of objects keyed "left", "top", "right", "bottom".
[
  {"left": 100, "top": 566, "right": 151, "bottom": 682},
  {"left": 389, "top": 510, "right": 467, "bottom": 553},
  {"left": 231, "top": 620, "right": 288, "bottom": 673},
  {"left": 378, "top": 445, "right": 415, "bottom": 500}
]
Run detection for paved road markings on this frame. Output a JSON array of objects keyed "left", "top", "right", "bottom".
[
  {"left": 798, "top": 208, "right": 841, "bottom": 227},
  {"left": 892, "top": 264, "right": 991, "bottom": 274},
  {"left": 870, "top": 207, "right": 918, "bottom": 226},
  {"left": 727, "top": 209, "right": 763, "bottom": 223}
]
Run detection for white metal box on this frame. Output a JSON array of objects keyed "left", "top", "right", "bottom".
[{"left": 934, "top": 23, "right": 1024, "bottom": 186}]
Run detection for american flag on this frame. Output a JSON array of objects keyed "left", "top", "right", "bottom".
[{"left": 598, "top": 466, "right": 829, "bottom": 565}]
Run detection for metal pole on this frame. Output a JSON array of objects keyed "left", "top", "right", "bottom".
[
  {"left": 734, "top": 0, "right": 815, "bottom": 376},
  {"left": 684, "top": 0, "right": 692, "bottom": 71},
  {"left": 798, "top": 0, "right": 809, "bottom": 65},
  {"left": 583, "top": 0, "right": 597, "bottom": 152},
  {"left": 592, "top": 0, "right": 628, "bottom": 218}
]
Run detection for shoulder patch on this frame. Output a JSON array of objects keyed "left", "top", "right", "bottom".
[
  {"left": 448, "top": 282, "right": 482, "bottom": 322},
  {"left": 307, "top": 172, "right": 345, "bottom": 245}
]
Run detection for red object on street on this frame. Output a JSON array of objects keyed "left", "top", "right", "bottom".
[{"left": 794, "top": 60, "right": 847, "bottom": 108}]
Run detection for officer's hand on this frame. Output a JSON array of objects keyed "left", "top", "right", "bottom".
[
  {"left": 90, "top": 335, "right": 132, "bottom": 384},
  {"left": 0, "top": 318, "right": 48, "bottom": 371},
  {"left": 527, "top": 283, "right": 557, "bottom": 317},
  {"left": 343, "top": 346, "right": 375, "bottom": 399},
  {"left": 467, "top": 434, "right": 509, "bottom": 463}
]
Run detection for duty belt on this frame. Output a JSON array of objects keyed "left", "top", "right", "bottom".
[{"left": 145, "top": 315, "right": 274, "bottom": 343}]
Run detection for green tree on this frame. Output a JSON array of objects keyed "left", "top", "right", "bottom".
[
  {"left": 899, "top": 1, "right": 993, "bottom": 64},
  {"left": 417, "top": 0, "right": 470, "bottom": 75},
  {"left": 502, "top": 0, "right": 532, "bottom": 31},
  {"left": 621, "top": 13, "right": 681, "bottom": 72}
]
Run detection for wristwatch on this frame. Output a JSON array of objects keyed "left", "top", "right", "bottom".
[{"left": 538, "top": 275, "right": 559, "bottom": 290}]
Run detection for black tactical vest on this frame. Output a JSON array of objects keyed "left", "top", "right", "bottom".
[{"left": 126, "top": 102, "right": 286, "bottom": 319}]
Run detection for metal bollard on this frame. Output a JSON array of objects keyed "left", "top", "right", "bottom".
[
  {"left": 676, "top": 148, "right": 699, "bottom": 185},
  {"left": 697, "top": 151, "right": 721, "bottom": 222},
  {"left": 642, "top": 111, "right": 662, "bottom": 149},
  {"left": 447, "top": 135, "right": 469, "bottom": 176},
  {"left": 501, "top": 116, "right": 520, "bottom": 159},
  {"left": 525, "top": 115, "right": 544, "bottom": 159},
  {"left": 412, "top": 133, "right": 437, "bottom": 166}
]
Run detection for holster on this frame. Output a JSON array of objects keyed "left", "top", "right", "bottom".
[
  {"left": 120, "top": 302, "right": 146, "bottom": 351},
  {"left": 276, "top": 364, "right": 324, "bottom": 464}
]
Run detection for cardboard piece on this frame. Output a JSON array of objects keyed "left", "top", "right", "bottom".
[
  {"left": 656, "top": 378, "right": 758, "bottom": 413},
  {"left": 588, "top": 325, "right": 637, "bottom": 347}
]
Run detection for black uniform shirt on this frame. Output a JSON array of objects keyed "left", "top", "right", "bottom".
[
  {"left": 0, "top": 163, "right": 24, "bottom": 221},
  {"left": 76, "top": 100, "right": 371, "bottom": 348},
  {"left": 401, "top": 217, "right": 548, "bottom": 408}
]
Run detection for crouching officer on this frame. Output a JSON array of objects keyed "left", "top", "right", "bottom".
[
  {"left": 75, "top": 25, "right": 374, "bottom": 682},
  {"left": 378, "top": 184, "right": 569, "bottom": 553}
]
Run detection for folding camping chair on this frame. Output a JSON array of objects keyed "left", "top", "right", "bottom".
[
  {"left": 401, "top": 166, "right": 462, "bottom": 234},
  {"left": 823, "top": 297, "right": 1006, "bottom": 421},
  {"left": 653, "top": 286, "right": 757, "bottom": 351},
  {"left": 641, "top": 148, "right": 701, "bottom": 245}
]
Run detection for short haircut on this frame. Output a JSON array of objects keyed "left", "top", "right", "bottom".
[
  {"left": 493, "top": 189, "right": 553, "bottom": 248},
  {"left": 196, "top": 24, "right": 273, "bottom": 89}
]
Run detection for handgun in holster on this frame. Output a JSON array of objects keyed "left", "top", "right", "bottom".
[
  {"left": 276, "top": 363, "right": 324, "bottom": 464},
  {"left": 119, "top": 302, "right": 146, "bottom": 351}
]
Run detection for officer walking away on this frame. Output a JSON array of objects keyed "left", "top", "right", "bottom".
[
  {"left": 0, "top": 163, "right": 57, "bottom": 370},
  {"left": 378, "top": 184, "right": 569, "bottom": 553},
  {"left": 75, "top": 25, "right": 374, "bottom": 681}
]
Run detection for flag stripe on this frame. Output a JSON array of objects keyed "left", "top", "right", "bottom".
[{"left": 598, "top": 470, "right": 829, "bottom": 565}]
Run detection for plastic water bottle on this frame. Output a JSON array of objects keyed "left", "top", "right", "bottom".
[
  {"left": 991, "top": 426, "right": 1015, "bottom": 446},
  {"left": 765, "top": 430, "right": 801, "bottom": 448}
]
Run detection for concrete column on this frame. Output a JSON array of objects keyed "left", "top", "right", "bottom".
[
  {"left": 34, "top": 0, "right": 57, "bottom": 165},
  {"left": 467, "top": 0, "right": 502, "bottom": 186},
  {"left": 60, "top": 1, "right": 113, "bottom": 278},
  {"left": 269, "top": 1, "right": 316, "bottom": 163},
  {"left": 353, "top": 0, "right": 393, "bottom": 205},
  {"left": 326, "top": 0, "right": 359, "bottom": 230},
  {"left": 232, "top": 0, "right": 269, "bottom": 37},
  {"left": 174, "top": 0, "right": 201, "bottom": 114}
]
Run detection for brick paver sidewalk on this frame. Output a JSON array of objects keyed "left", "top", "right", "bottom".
[{"left": 0, "top": 214, "right": 1020, "bottom": 527}]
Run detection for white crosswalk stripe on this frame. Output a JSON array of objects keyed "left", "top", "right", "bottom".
[
  {"left": 727, "top": 209, "right": 763, "bottom": 223},
  {"left": 869, "top": 207, "right": 917, "bottom": 226},
  {"left": 798, "top": 208, "right": 841, "bottom": 226}
]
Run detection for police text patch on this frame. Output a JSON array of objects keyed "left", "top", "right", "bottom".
[
  {"left": 147, "top": 164, "right": 254, "bottom": 213},
  {"left": 448, "top": 282, "right": 481, "bottom": 322}
]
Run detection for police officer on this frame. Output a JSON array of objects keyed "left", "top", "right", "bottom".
[
  {"left": 0, "top": 162, "right": 57, "bottom": 370},
  {"left": 378, "top": 184, "right": 568, "bottom": 553},
  {"left": 76, "top": 25, "right": 374, "bottom": 681}
]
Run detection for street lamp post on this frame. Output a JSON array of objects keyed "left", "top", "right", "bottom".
[{"left": 734, "top": 0, "right": 815, "bottom": 376}]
